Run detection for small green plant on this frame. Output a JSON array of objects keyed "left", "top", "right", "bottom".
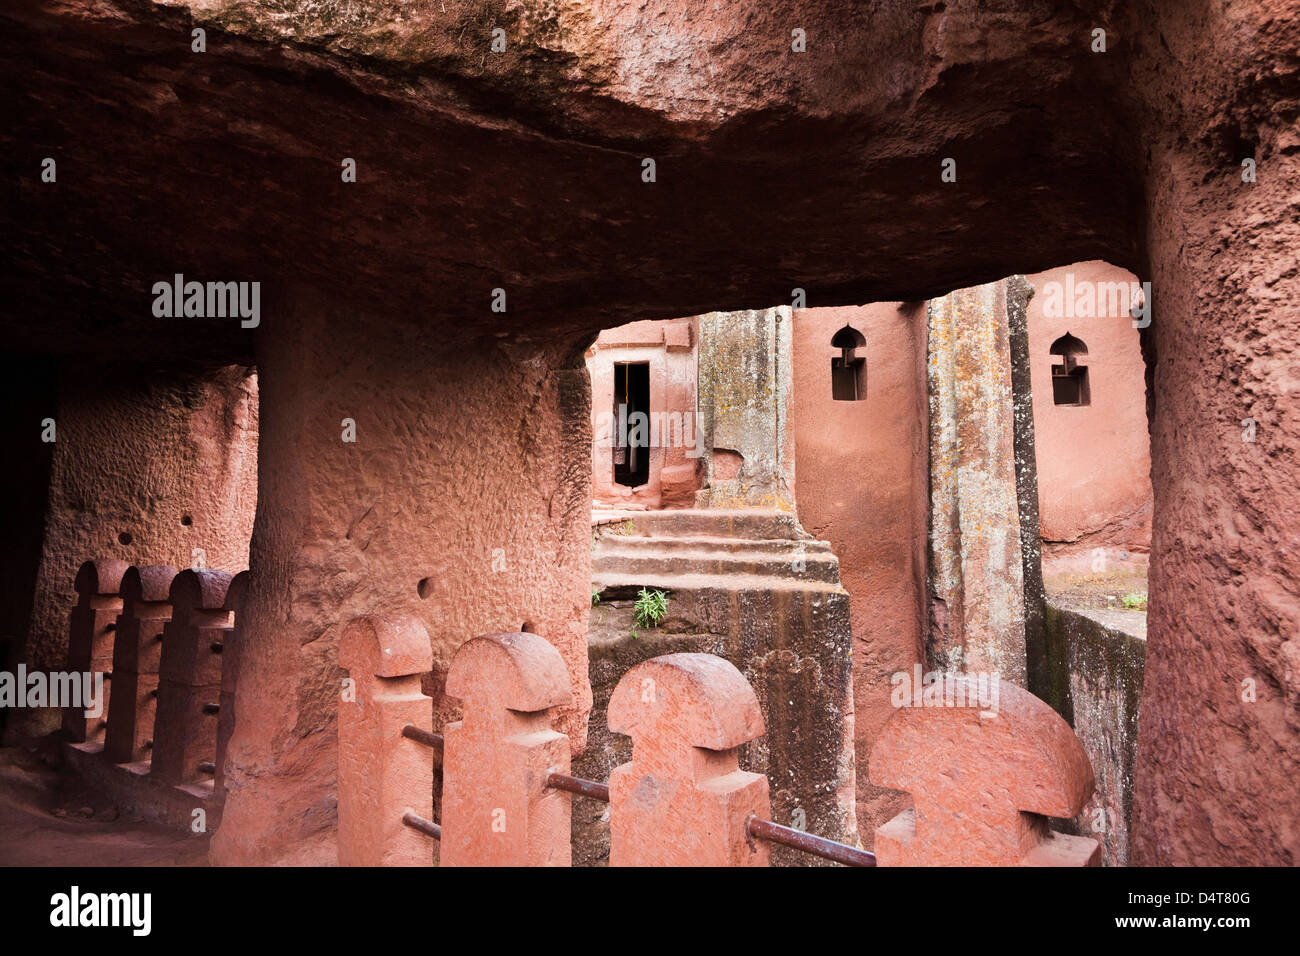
[
  {"left": 634, "top": 587, "right": 668, "bottom": 630},
  {"left": 591, "top": 587, "right": 601, "bottom": 607},
  {"left": 616, "top": 519, "right": 636, "bottom": 536},
  {"left": 1121, "top": 591, "right": 1148, "bottom": 611}
]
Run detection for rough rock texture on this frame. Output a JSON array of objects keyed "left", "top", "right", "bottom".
[
  {"left": 8, "top": 364, "right": 257, "bottom": 741},
  {"left": 927, "top": 280, "right": 1028, "bottom": 684},
  {"left": 871, "top": 677, "right": 1101, "bottom": 867},
  {"left": 211, "top": 297, "right": 594, "bottom": 864},
  {"left": 789, "top": 303, "right": 928, "bottom": 844},
  {"left": 1126, "top": 5, "right": 1300, "bottom": 866},
  {"left": 695, "top": 309, "right": 795, "bottom": 511},
  {"left": 4, "top": 0, "right": 1297, "bottom": 864}
]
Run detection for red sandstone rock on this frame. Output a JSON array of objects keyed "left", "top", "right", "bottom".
[
  {"left": 103, "top": 566, "right": 178, "bottom": 766},
  {"left": 337, "top": 615, "right": 435, "bottom": 867},
  {"left": 608, "top": 653, "right": 769, "bottom": 866},
  {"left": 62, "top": 559, "right": 129, "bottom": 745},
  {"left": 151, "top": 570, "right": 233, "bottom": 786},
  {"left": 442, "top": 632, "right": 572, "bottom": 867},
  {"left": 870, "top": 678, "right": 1100, "bottom": 866},
  {"left": 2, "top": 0, "right": 1296, "bottom": 866},
  {"left": 1026, "top": 261, "right": 1152, "bottom": 550}
]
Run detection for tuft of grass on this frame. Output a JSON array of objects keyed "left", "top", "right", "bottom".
[
  {"left": 1121, "top": 591, "right": 1148, "bottom": 611},
  {"left": 633, "top": 587, "right": 668, "bottom": 630}
]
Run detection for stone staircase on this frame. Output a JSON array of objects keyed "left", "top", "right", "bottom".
[{"left": 591, "top": 509, "right": 846, "bottom": 594}]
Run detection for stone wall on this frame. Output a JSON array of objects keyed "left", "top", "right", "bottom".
[
  {"left": 788, "top": 303, "right": 929, "bottom": 844},
  {"left": 1040, "top": 605, "right": 1146, "bottom": 867},
  {"left": 926, "top": 280, "right": 1029, "bottom": 685},
  {"left": 695, "top": 308, "right": 795, "bottom": 511},
  {"left": 211, "top": 299, "right": 595, "bottom": 865},
  {"left": 1026, "top": 261, "right": 1153, "bottom": 550}
]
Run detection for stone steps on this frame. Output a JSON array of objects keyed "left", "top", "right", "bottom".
[
  {"left": 592, "top": 508, "right": 810, "bottom": 541},
  {"left": 591, "top": 570, "right": 847, "bottom": 597},
  {"left": 591, "top": 508, "right": 845, "bottom": 596},
  {"left": 594, "top": 547, "right": 841, "bottom": 584},
  {"left": 596, "top": 534, "right": 833, "bottom": 556}
]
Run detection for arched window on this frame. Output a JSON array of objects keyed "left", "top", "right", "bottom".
[
  {"left": 1050, "top": 332, "right": 1090, "bottom": 406},
  {"left": 831, "top": 325, "right": 867, "bottom": 401}
]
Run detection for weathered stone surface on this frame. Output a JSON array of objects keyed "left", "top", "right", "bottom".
[
  {"left": 695, "top": 309, "right": 795, "bottom": 511},
  {"left": 1040, "top": 604, "right": 1146, "bottom": 867},
  {"left": 608, "top": 653, "right": 769, "bottom": 867},
  {"left": 585, "top": 509, "right": 856, "bottom": 865},
  {"left": 61, "top": 559, "right": 129, "bottom": 745},
  {"left": 3, "top": 0, "right": 1297, "bottom": 865},
  {"left": 927, "top": 280, "right": 1028, "bottom": 684},
  {"left": 337, "top": 614, "right": 435, "bottom": 867},
  {"left": 442, "top": 632, "right": 572, "bottom": 867},
  {"left": 12, "top": 364, "right": 257, "bottom": 741}
]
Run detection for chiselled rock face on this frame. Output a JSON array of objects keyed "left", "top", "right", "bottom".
[{"left": 4, "top": 0, "right": 1298, "bottom": 864}]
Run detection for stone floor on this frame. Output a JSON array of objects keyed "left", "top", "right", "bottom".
[
  {"left": 1042, "top": 546, "right": 1149, "bottom": 638},
  {"left": 0, "top": 745, "right": 208, "bottom": 866}
]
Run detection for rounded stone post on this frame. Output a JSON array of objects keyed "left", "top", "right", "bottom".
[
  {"left": 338, "top": 615, "right": 434, "bottom": 867},
  {"left": 442, "top": 631, "right": 572, "bottom": 867},
  {"left": 608, "top": 652, "right": 770, "bottom": 866},
  {"left": 151, "top": 569, "right": 234, "bottom": 786},
  {"left": 62, "top": 558, "right": 128, "bottom": 745},
  {"left": 103, "top": 566, "right": 178, "bottom": 765},
  {"left": 869, "top": 677, "right": 1101, "bottom": 866}
]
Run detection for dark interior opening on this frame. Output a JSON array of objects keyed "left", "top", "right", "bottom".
[
  {"left": 831, "top": 324, "right": 867, "bottom": 401},
  {"left": 1050, "top": 332, "right": 1090, "bottom": 407},
  {"left": 613, "top": 361, "right": 650, "bottom": 487}
]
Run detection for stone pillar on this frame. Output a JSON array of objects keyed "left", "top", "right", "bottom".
[
  {"left": 926, "top": 281, "right": 1028, "bottom": 685},
  {"left": 608, "top": 653, "right": 769, "bottom": 866},
  {"left": 338, "top": 615, "right": 435, "bottom": 867},
  {"left": 214, "top": 570, "right": 248, "bottom": 799},
  {"left": 151, "top": 569, "right": 233, "bottom": 786},
  {"left": 870, "top": 677, "right": 1099, "bottom": 866},
  {"left": 442, "top": 632, "right": 572, "bottom": 867},
  {"left": 62, "top": 558, "right": 128, "bottom": 745},
  {"left": 212, "top": 297, "right": 592, "bottom": 865},
  {"left": 103, "top": 566, "right": 178, "bottom": 765},
  {"left": 695, "top": 307, "right": 795, "bottom": 510}
]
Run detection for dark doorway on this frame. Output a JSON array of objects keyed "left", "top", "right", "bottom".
[{"left": 613, "top": 362, "right": 650, "bottom": 487}]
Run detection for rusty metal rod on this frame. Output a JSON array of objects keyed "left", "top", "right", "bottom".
[
  {"left": 402, "top": 811, "right": 441, "bottom": 840},
  {"left": 746, "top": 815, "right": 876, "bottom": 867},
  {"left": 545, "top": 772, "right": 610, "bottom": 802},
  {"left": 401, "top": 724, "right": 444, "bottom": 755}
]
